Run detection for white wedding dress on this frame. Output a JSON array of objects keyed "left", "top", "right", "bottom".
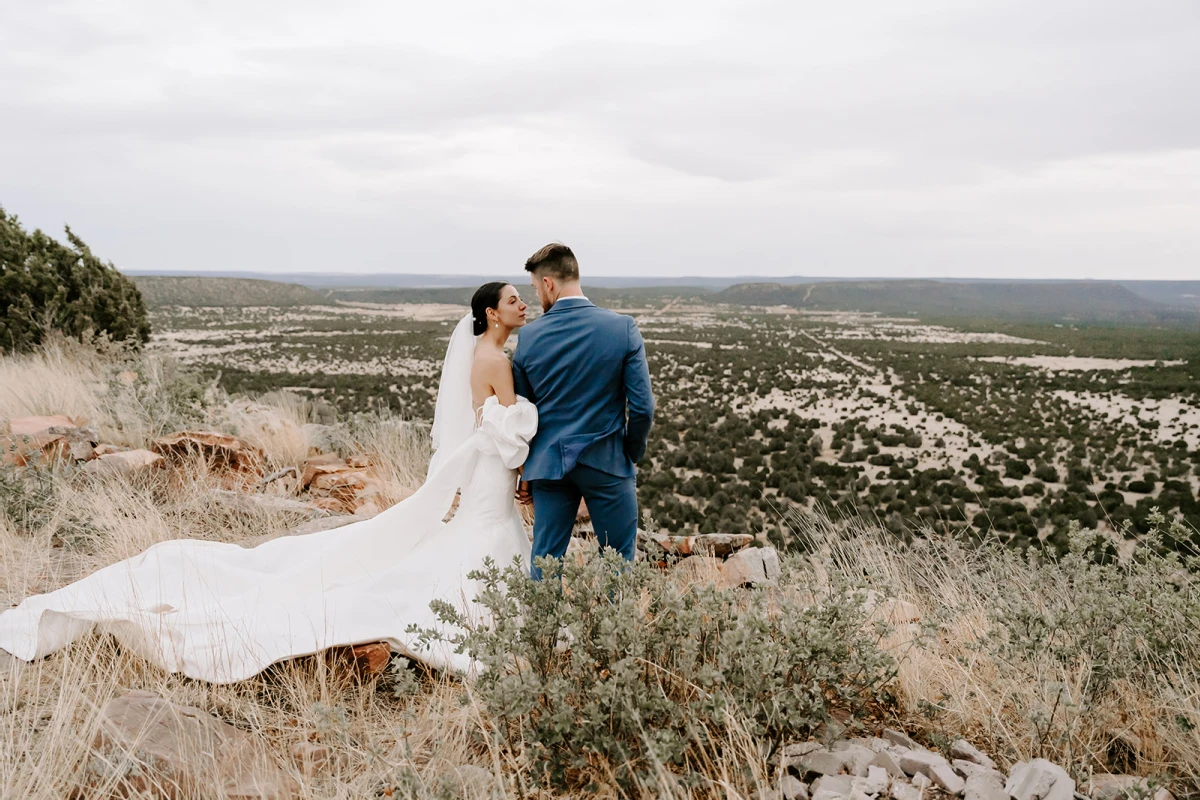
[{"left": 0, "top": 317, "right": 535, "bottom": 683}]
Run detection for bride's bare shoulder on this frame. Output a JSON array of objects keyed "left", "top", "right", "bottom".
[{"left": 471, "top": 347, "right": 511, "bottom": 376}]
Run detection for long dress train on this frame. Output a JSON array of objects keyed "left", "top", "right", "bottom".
[{"left": 0, "top": 396, "right": 536, "bottom": 683}]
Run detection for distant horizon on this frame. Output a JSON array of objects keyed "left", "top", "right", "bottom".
[{"left": 123, "top": 269, "right": 1200, "bottom": 286}]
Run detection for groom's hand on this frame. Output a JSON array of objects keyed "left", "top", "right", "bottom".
[{"left": 515, "top": 481, "right": 533, "bottom": 506}]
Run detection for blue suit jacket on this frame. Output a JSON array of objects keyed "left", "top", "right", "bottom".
[{"left": 513, "top": 298, "right": 655, "bottom": 481}]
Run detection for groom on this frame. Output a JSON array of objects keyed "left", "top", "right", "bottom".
[{"left": 513, "top": 243, "right": 655, "bottom": 580}]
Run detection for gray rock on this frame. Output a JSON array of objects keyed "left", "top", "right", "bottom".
[
  {"left": 965, "top": 774, "right": 1007, "bottom": 800},
  {"left": 1005, "top": 760, "right": 1075, "bottom": 800},
  {"left": 79, "top": 690, "right": 297, "bottom": 799},
  {"left": 870, "top": 751, "right": 907, "bottom": 779},
  {"left": 778, "top": 741, "right": 824, "bottom": 767},
  {"left": 761, "top": 545, "right": 782, "bottom": 579},
  {"left": 834, "top": 743, "right": 878, "bottom": 776},
  {"left": 898, "top": 749, "right": 949, "bottom": 778},
  {"left": 784, "top": 741, "right": 825, "bottom": 759},
  {"left": 891, "top": 780, "right": 923, "bottom": 800},
  {"left": 883, "top": 729, "right": 919, "bottom": 750},
  {"left": 857, "top": 765, "right": 891, "bottom": 795},
  {"left": 912, "top": 774, "right": 933, "bottom": 794},
  {"left": 814, "top": 775, "right": 855, "bottom": 800},
  {"left": 932, "top": 764, "right": 966, "bottom": 795},
  {"left": 951, "top": 740, "right": 996, "bottom": 770},
  {"left": 720, "top": 546, "right": 782, "bottom": 587},
  {"left": 798, "top": 748, "right": 853, "bottom": 777},
  {"left": 781, "top": 775, "right": 810, "bottom": 800},
  {"left": 954, "top": 760, "right": 1007, "bottom": 783}
]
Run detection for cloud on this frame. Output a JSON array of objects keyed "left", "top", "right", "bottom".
[{"left": 1, "top": 0, "right": 1198, "bottom": 278}]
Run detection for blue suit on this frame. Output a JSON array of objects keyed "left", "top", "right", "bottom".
[{"left": 513, "top": 297, "right": 655, "bottom": 578}]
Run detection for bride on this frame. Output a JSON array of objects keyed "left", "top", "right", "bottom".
[{"left": 0, "top": 282, "right": 535, "bottom": 682}]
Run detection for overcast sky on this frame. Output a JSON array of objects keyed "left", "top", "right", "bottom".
[{"left": 3, "top": 1, "right": 1199, "bottom": 279}]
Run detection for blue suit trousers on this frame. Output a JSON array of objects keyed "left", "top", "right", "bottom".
[{"left": 529, "top": 464, "right": 638, "bottom": 580}]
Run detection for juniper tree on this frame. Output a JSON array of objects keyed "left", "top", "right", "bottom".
[{"left": 0, "top": 206, "right": 150, "bottom": 353}]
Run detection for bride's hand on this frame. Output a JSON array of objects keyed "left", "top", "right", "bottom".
[{"left": 515, "top": 480, "right": 533, "bottom": 506}]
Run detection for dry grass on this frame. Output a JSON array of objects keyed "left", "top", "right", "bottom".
[
  {"left": 789, "top": 511, "right": 1200, "bottom": 788},
  {"left": 1, "top": 342, "right": 1197, "bottom": 798}
]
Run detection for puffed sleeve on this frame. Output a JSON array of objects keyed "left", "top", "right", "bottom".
[{"left": 477, "top": 396, "right": 539, "bottom": 469}]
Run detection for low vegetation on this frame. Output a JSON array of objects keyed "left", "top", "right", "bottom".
[{"left": 1, "top": 342, "right": 1198, "bottom": 797}]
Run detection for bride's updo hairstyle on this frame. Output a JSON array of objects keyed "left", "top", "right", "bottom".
[{"left": 471, "top": 281, "right": 509, "bottom": 336}]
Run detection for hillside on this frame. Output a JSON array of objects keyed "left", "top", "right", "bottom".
[
  {"left": 132, "top": 276, "right": 333, "bottom": 308},
  {"left": 718, "top": 279, "right": 1200, "bottom": 325},
  {"left": 329, "top": 285, "right": 709, "bottom": 308},
  {"left": 1119, "top": 280, "right": 1200, "bottom": 310}
]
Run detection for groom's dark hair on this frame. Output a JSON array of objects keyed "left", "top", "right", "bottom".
[{"left": 524, "top": 243, "right": 579, "bottom": 281}]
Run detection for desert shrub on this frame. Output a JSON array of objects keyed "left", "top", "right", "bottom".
[
  {"left": 0, "top": 207, "right": 150, "bottom": 354},
  {"left": 0, "top": 456, "right": 60, "bottom": 533},
  {"left": 977, "top": 512, "right": 1200, "bottom": 766},
  {"left": 1034, "top": 464, "right": 1060, "bottom": 483},
  {"left": 415, "top": 550, "right": 896, "bottom": 793}
]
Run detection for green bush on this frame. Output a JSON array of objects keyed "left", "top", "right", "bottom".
[
  {"left": 414, "top": 551, "right": 896, "bottom": 793},
  {"left": 0, "top": 207, "right": 150, "bottom": 354}
]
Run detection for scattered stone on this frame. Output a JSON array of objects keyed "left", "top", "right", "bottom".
[
  {"left": 298, "top": 453, "right": 390, "bottom": 514},
  {"left": 911, "top": 773, "right": 932, "bottom": 794},
  {"left": 857, "top": 765, "right": 890, "bottom": 795},
  {"left": 813, "top": 775, "right": 855, "bottom": 800},
  {"left": 954, "top": 760, "right": 1006, "bottom": 783},
  {"left": 834, "top": 743, "right": 878, "bottom": 776},
  {"left": 781, "top": 775, "right": 810, "bottom": 800},
  {"left": 118, "top": 369, "right": 140, "bottom": 385},
  {"left": 883, "top": 729, "right": 919, "bottom": 750},
  {"left": 1005, "top": 759, "right": 1075, "bottom": 800},
  {"left": 720, "top": 546, "right": 782, "bottom": 587},
  {"left": 1, "top": 430, "right": 68, "bottom": 466},
  {"left": 300, "top": 453, "right": 346, "bottom": 488},
  {"left": 931, "top": 764, "right": 966, "bottom": 794},
  {"left": 783, "top": 742, "right": 824, "bottom": 759},
  {"left": 796, "top": 748, "right": 852, "bottom": 778},
  {"left": 870, "top": 751, "right": 906, "bottom": 779},
  {"left": 891, "top": 781, "right": 923, "bottom": 800},
  {"left": 50, "top": 422, "right": 100, "bottom": 460},
  {"left": 290, "top": 742, "right": 347, "bottom": 778},
  {"left": 964, "top": 773, "right": 1006, "bottom": 800},
  {"left": 82, "top": 449, "right": 164, "bottom": 476},
  {"left": 350, "top": 642, "right": 391, "bottom": 678},
  {"left": 951, "top": 739, "right": 996, "bottom": 770},
  {"left": 81, "top": 690, "right": 297, "bottom": 799},
  {"left": 898, "top": 749, "right": 948, "bottom": 778},
  {"left": 653, "top": 532, "right": 757, "bottom": 557},
  {"left": 152, "top": 430, "right": 265, "bottom": 475},
  {"left": 1084, "top": 776, "right": 1150, "bottom": 800}
]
